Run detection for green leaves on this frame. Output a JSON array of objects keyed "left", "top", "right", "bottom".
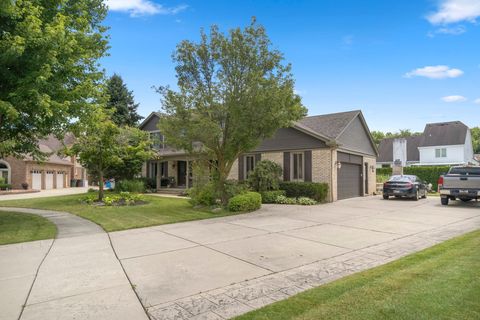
[{"left": 0, "top": 0, "right": 108, "bottom": 158}]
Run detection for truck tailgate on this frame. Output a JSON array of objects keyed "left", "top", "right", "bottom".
[{"left": 443, "top": 176, "right": 480, "bottom": 189}]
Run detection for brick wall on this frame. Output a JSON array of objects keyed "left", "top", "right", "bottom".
[
  {"left": 312, "top": 149, "right": 336, "bottom": 201},
  {"left": 2, "top": 156, "right": 27, "bottom": 189},
  {"left": 228, "top": 159, "right": 238, "bottom": 180},
  {"left": 364, "top": 156, "right": 377, "bottom": 195}
]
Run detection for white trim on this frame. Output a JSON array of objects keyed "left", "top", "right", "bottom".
[{"left": 0, "top": 160, "right": 11, "bottom": 184}]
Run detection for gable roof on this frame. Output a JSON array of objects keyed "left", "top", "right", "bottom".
[
  {"left": 420, "top": 121, "right": 468, "bottom": 147},
  {"left": 298, "top": 110, "right": 360, "bottom": 140},
  {"left": 377, "top": 135, "right": 422, "bottom": 163},
  {"left": 139, "top": 112, "right": 162, "bottom": 130}
]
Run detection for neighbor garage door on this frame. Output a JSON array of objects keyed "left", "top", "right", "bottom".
[
  {"left": 56, "top": 172, "right": 64, "bottom": 189},
  {"left": 31, "top": 170, "right": 42, "bottom": 190},
  {"left": 337, "top": 152, "right": 363, "bottom": 200},
  {"left": 45, "top": 171, "right": 54, "bottom": 189}
]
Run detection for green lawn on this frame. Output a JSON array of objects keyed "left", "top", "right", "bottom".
[
  {"left": 236, "top": 230, "right": 480, "bottom": 320},
  {"left": 0, "top": 211, "right": 57, "bottom": 245},
  {"left": 0, "top": 194, "right": 233, "bottom": 232}
]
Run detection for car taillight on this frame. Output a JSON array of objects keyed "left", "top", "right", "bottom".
[
  {"left": 383, "top": 182, "right": 388, "bottom": 188},
  {"left": 438, "top": 176, "right": 444, "bottom": 187}
]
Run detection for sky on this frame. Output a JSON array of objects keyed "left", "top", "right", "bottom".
[{"left": 101, "top": 0, "right": 480, "bottom": 133}]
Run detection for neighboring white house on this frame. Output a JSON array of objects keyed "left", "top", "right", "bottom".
[{"left": 377, "top": 121, "right": 478, "bottom": 167}]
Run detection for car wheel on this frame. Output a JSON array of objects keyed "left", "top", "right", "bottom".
[
  {"left": 414, "top": 190, "right": 419, "bottom": 201},
  {"left": 383, "top": 195, "right": 389, "bottom": 200},
  {"left": 441, "top": 197, "right": 449, "bottom": 206}
]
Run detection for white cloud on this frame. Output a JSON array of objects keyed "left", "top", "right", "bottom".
[
  {"left": 427, "top": 25, "right": 467, "bottom": 37},
  {"left": 474, "top": 98, "right": 480, "bottom": 104},
  {"left": 441, "top": 95, "right": 467, "bottom": 102},
  {"left": 426, "top": 0, "right": 480, "bottom": 25},
  {"left": 105, "top": 0, "right": 188, "bottom": 17},
  {"left": 404, "top": 65, "right": 464, "bottom": 79}
]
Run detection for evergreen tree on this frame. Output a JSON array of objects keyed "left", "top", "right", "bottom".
[{"left": 106, "top": 74, "right": 143, "bottom": 126}]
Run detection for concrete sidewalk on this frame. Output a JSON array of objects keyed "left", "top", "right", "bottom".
[
  {"left": 0, "top": 207, "right": 147, "bottom": 320},
  {"left": 0, "top": 187, "right": 91, "bottom": 201}
]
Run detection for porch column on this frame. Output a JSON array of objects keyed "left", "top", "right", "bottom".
[{"left": 156, "top": 160, "right": 161, "bottom": 191}]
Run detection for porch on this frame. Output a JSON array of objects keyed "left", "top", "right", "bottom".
[{"left": 145, "top": 158, "right": 193, "bottom": 191}]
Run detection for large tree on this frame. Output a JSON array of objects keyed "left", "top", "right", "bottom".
[
  {"left": 371, "top": 129, "right": 422, "bottom": 147},
  {"left": 158, "top": 19, "right": 306, "bottom": 204},
  {"left": 106, "top": 74, "right": 143, "bottom": 126},
  {"left": 0, "top": 0, "right": 108, "bottom": 158},
  {"left": 471, "top": 127, "right": 480, "bottom": 154}
]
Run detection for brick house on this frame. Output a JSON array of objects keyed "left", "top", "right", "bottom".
[
  {"left": 0, "top": 135, "right": 87, "bottom": 190},
  {"left": 140, "top": 110, "right": 378, "bottom": 201}
]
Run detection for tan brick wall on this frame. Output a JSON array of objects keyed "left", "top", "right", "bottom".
[
  {"left": 25, "top": 162, "right": 72, "bottom": 189},
  {"left": 312, "top": 149, "right": 336, "bottom": 202},
  {"left": 364, "top": 156, "right": 377, "bottom": 195},
  {"left": 261, "top": 152, "right": 283, "bottom": 169},
  {"left": 2, "top": 157, "right": 27, "bottom": 189}
]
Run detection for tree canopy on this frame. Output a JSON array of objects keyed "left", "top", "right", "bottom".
[
  {"left": 158, "top": 19, "right": 306, "bottom": 203},
  {"left": 106, "top": 74, "right": 143, "bottom": 127},
  {"left": 0, "top": 0, "right": 108, "bottom": 158},
  {"left": 371, "top": 129, "right": 422, "bottom": 147}
]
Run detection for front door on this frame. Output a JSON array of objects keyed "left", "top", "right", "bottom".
[{"left": 177, "top": 161, "right": 187, "bottom": 187}]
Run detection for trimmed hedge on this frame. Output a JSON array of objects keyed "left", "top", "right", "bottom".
[
  {"left": 0, "top": 183, "right": 12, "bottom": 190},
  {"left": 260, "top": 190, "right": 286, "bottom": 204},
  {"left": 228, "top": 192, "right": 262, "bottom": 212},
  {"left": 376, "top": 166, "right": 451, "bottom": 190},
  {"left": 279, "top": 182, "right": 329, "bottom": 202}
]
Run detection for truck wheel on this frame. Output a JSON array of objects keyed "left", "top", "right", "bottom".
[{"left": 441, "top": 197, "right": 449, "bottom": 205}]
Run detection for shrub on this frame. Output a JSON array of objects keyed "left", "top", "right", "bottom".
[
  {"left": 274, "top": 195, "right": 297, "bottom": 204},
  {"left": 21, "top": 182, "right": 29, "bottom": 190},
  {"left": 228, "top": 192, "right": 262, "bottom": 212},
  {"left": 82, "top": 192, "right": 145, "bottom": 206},
  {"left": 188, "top": 182, "right": 217, "bottom": 206},
  {"left": 0, "top": 183, "right": 12, "bottom": 190},
  {"left": 115, "top": 179, "right": 146, "bottom": 193},
  {"left": 279, "top": 182, "right": 329, "bottom": 202},
  {"left": 297, "top": 197, "right": 317, "bottom": 205},
  {"left": 376, "top": 166, "right": 450, "bottom": 190},
  {"left": 260, "top": 190, "right": 286, "bottom": 203},
  {"left": 224, "top": 180, "right": 249, "bottom": 200},
  {"left": 248, "top": 160, "right": 283, "bottom": 192}
]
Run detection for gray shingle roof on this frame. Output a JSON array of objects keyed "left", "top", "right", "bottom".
[
  {"left": 298, "top": 110, "right": 360, "bottom": 140},
  {"left": 420, "top": 121, "right": 468, "bottom": 147},
  {"left": 377, "top": 135, "right": 422, "bottom": 163}
]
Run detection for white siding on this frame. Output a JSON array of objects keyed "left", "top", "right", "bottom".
[{"left": 418, "top": 145, "right": 466, "bottom": 165}]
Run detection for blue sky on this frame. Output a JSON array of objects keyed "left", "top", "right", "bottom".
[{"left": 101, "top": 0, "right": 480, "bottom": 132}]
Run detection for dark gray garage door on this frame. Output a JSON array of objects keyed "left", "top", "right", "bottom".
[{"left": 337, "top": 152, "right": 363, "bottom": 200}]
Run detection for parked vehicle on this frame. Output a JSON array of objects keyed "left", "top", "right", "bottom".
[
  {"left": 438, "top": 166, "right": 480, "bottom": 205},
  {"left": 383, "top": 175, "right": 428, "bottom": 200}
]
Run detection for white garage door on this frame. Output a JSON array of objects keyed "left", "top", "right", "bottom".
[
  {"left": 45, "top": 171, "right": 54, "bottom": 189},
  {"left": 56, "top": 173, "right": 64, "bottom": 189},
  {"left": 32, "top": 171, "right": 42, "bottom": 190}
]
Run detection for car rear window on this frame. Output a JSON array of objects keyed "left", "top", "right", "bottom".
[
  {"left": 449, "top": 167, "right": 480, "bottom": 175},
  {"left": 388, "top": 175, "right": 416, "bottom": 182}
]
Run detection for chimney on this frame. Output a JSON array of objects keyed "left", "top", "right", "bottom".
[{"left": 392, "top": 138, "right": 407, "bottom": 175}]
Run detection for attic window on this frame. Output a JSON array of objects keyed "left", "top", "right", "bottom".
[{"left": 435, "top": 148, "right": 447, "bottom": 158}]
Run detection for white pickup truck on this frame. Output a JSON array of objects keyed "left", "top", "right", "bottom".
[{"left": 439, "top": 166, "right": 480, "bottom": 205}]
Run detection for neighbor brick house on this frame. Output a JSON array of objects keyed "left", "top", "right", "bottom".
[
  {"left": 140, "top": 110, "right": 378, "bottom": 201},
  {"left": 0, "top": 135, "right": 87, "bottom": 190}
]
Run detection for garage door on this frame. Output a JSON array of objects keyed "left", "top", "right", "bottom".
[
  {"left": 45, "top": 171, "right": 54, "bottom": 189},
  {"left": 337, "top": 152, "right": 363, "bottom": 200},
  {"left": 56, "top": 172, "right": 64, "bottom": 189},
  {"left": 32, "top": 170, "right": 42, "bottom": 190}
]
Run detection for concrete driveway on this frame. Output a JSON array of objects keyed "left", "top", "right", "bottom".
[{"left": 110, "top": 197, "right": 480, "bottom": 319}]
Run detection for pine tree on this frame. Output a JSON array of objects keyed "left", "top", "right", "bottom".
[{"left": 106, "top": 74, "right": 143, "bottom": 126}]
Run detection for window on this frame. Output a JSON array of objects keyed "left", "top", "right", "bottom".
[
  {"left": 150, "top": 131, "right": 164, "bottom": 149},
  {"left": 0, "top": 161, "right": 10, "bottom": 184},
  {"left": 245, "top": 155, "right": 256, "bottom": 177},
  {"left": 435, "top": 148, "right": 447, "bottom": 158},
  {"left": 149, "top": 162, "right": 157, "bottom": 179},
  {"left": 291, "top": 152, "right": 304, "bottom": 181}
]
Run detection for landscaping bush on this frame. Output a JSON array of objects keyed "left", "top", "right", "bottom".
[
  {"left": 274, "top": 195, "right": 297, "bottom": 204},
  {"left": 297, "top": 197, "right": 317, "bottom": 205},
  {"left": 82, "top": 192, "right": 145, "bottom": 206},
  {"left": 376, "top": 166, "right": 450, "bottom": 190},
  {"left": 248, "top": 160, "right": 283, "bottom": 192},
  {"left": 228, "top": 192, "right": 262, "bottom": 212},
  {"left": 224, "top": 180, "right": 249, "bottom": 200},
  {"left": 115, "top": 179, "right": 146, "bottom": 193},
  {"left": 21, "top": 182, "right": 28, "bottom": 190},
  {"left": 279, "top": 182, "right": 329, "bottom": 202},
  {"left": 0, "top": 183, "right": 12, "bottom": 190},
  {"left": 188, "top": 182, "right": 217, "bottom": 206},
  {"left": 260, "top": 190, "right": 286, "bottom": 203}
]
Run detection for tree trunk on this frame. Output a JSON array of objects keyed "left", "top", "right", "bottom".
[{"left": 98, "top": 171, "right": 104, "bottom": 202}]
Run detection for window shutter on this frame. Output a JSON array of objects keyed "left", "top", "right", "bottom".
[
  {"left": 255, "top": 153, "right": 261, "bottom": 163},
  {"left": 164, "top": 161, "right": 168, "bottom": 177},
  {"left": 283, "top": 152, "right": 290, "bottom": 181},
  {"left": 304, "top": 150, "right": 312, "bottom": 182},
  {"left": 238, "top": 155, "right": 244, "bottom": 181}
]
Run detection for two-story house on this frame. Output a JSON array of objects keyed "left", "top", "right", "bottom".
[
  {"left": 139, "top": 110, "right": 378, "bottom": 202},
  {"left": 377, "top": 121, "right": 478, "bottom": 167}
]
